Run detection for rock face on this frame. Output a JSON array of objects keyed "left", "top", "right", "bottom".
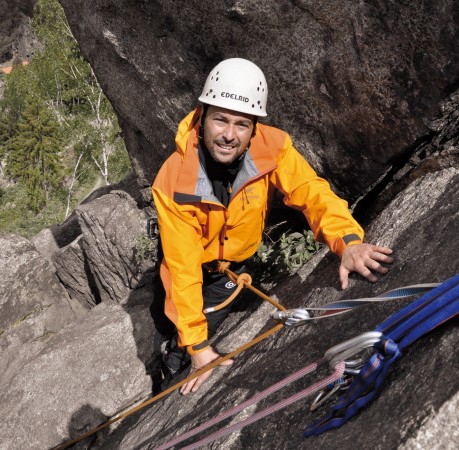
[
  {"left": 0, "top": 0, "right": 37, "bottom": 64},
  {"left": 75, "top": 190, "right": 154, "bottom": 304},
  {"left": 0, "top": 234, "right": 83, "bottom": 354},
  {"left": 0, "top": 190, "right": 157, "bottom": 450},
  {"left": 59, "top": 0, "right": 459, "bottom": 199},
  {"left": 0, "top": 292, "right": 156, "bottom": 450},
  {"left": 97, "top": 168, "right": 459, "bottom": 450},
  {"left": 52, "top": 190, "right": 156, "bottom": 307}
]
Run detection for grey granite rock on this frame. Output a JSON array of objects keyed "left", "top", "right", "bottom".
[
  {"left": 0, "top": 293, "right": 155, "bottom": 450},
  {"left": 75, "top": 190, "right": 155, "bottom": 304},
  {"left": 0, "top": 234, "right": 84, "bottom": 356}
]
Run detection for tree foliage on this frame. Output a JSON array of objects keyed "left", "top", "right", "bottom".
[
  {"left": 6, "top": 99, "right": 63, "bottom": 211},
  {"left": 0, "top": 0, "right": 131, "bottom": 236}
]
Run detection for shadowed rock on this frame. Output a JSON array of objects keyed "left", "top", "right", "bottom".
[
  {"left": 0, "top": 297, "right": 155, "bottom": 450},
  {"left": 59, "top": 0, "right": 459, "bottom": 200}
]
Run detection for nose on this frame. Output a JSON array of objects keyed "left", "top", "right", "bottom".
[{"left": 222, "top": 123, "right": 236, "bottom": 142}]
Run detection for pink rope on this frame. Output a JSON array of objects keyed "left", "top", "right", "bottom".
[{"left": 154, "top": 359, "right": 345, "bottom": 450}]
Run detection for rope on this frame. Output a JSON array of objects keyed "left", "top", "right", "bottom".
[
  {"left": 179, "top": 362, "right": 346, "bottom": 450},
  {"left": 273, "top": 283, "right": 440, "bottom": 325},
  {"left": 153, "top": 357, "right": 327, "bottom": 450},
  {"left": 203, "top": 273, "right": 253, "bottom": 313},
  {"left": 223, "top": 265, "right": 286, "bottom": 311},
  {"left": 50, "top": 263, "right": 285, "bottom": 450}
]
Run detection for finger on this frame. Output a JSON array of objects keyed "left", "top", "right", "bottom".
[
  {"left": 191, "top": 371, "right": 213, "bottom": 393},
  {"left": 220, "top": 358, "right": 234, "bottom": 366},
  {"left": 180, "top": 376, "right": 197, "bottom": 396},
  {"left": 339, "top": 264, "right": 350, "bottom": 290},
  {"left": 373, "top": 253, "right": 394, "bottom": 264},
  {"left": 370, "top": 245, "right": 393, "bottom": 255},
  {"left": 358, "top": 265, "right": 378, "bottom": 283},
  {"left": 366, "top": 259, "right": 390, "bottom": 274}
]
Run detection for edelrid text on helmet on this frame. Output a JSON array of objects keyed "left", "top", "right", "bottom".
[
  {"left": 221, "top": 92, "right": 250, "bottom": 103},
  {"left": 198, "top": 58, "right": 268, "bottom": 117}
]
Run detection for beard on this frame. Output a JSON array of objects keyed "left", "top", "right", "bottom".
[{"left": 206, "top": 140, "right": 244, "bottom": 165}]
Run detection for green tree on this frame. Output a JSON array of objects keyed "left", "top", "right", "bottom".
[
  {"left": 0, "top": 0, "right": 131, "bottom": 235},
  {"left": 6, "top": 99, "right": 63, "bottom": 211}
]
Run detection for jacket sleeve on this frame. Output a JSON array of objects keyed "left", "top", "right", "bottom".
[
  {"left": 269, "top": 134, "right": 364, "bottom": 256},
  {"left": 152, "top": 184, "right": 208, "bottom": 349}
]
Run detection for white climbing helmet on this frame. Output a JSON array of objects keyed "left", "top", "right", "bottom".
[{"left": 198, "top": 58, "right": 268, "bottom": 117}]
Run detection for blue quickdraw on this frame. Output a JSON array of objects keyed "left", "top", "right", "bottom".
[{"left": 304, "top": 273, "right": 459, "bottom": 437}]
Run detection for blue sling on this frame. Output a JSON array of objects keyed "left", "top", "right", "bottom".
[{"left": 304, "top": 273, "right": 459, "bottom": 437}]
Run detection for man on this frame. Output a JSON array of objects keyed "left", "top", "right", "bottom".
[{"left": 151, "top": 58, "right": 394, "bottom": 395}]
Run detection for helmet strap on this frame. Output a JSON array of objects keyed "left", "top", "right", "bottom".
[{"left": 198, "top": 104, "right": 209, "bottom": 140}]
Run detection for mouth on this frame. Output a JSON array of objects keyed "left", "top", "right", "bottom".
[{"left": 215, "top": 142, "right": 238, "bottom": 153}]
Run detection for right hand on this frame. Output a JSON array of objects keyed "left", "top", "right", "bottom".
[{"left": 180, "top": 347, "right": 233, "bottom": 396}]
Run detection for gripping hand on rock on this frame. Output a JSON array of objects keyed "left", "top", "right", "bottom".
[
  {"left": 180, "top": 347, "right": 233, "bottom": 396},
  {"left": 339, "top": 243, "right": 394, "bottom": 290}
]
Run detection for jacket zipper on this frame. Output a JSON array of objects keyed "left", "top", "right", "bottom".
[{"left": 218, "top": 166, "right": 276, "bottom": 259}]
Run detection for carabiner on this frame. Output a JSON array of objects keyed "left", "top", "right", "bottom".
[
  {"left": 310, "top": 376, "right": 353, "bottom": 411},
  {"left": 271, "top": 308, "right": 313, "bottom": 325},
  {"left": 325, "top": 331, "right": 382, "bottom": 369}
]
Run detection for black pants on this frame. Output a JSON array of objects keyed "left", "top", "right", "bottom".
[{"left": 150, "top": 257, "right": 246, "bottom": 372}]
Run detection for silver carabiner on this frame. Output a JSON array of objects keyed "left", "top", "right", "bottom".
[
  {"left": 325, "top": 331, "right": 382, "bottom": 369},
  {"left": 310, "top": 376, "right": 354, "bottom": 411},
  {"left": 271, "top": 308, "right": 313, "bottom": 326}
]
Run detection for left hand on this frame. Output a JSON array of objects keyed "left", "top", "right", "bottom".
[
  {"left": 339, "top": 243, "right": 394, "bottom": 289},
  {"left": 180, "top": 347, "right": 233, "bottom": 396}
]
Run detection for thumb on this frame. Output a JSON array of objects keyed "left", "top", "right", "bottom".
[
  {"left": 220, "top": 358, "right": 233, "bottom": 366},
  {"left": 339, "top": 265, "right": 349, "bottom": 290}
]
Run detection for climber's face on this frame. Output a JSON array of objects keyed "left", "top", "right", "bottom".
[{"left": 203, "top": 106, "right": 254, "bottom": 165}]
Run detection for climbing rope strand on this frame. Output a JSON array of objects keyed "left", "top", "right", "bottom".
[
  {"left": 154, "top": 357, "right": 328, "bottom": 450},
  {"left": 224, "top": 267, "right": 286, "bottom": 311},
  {"left": 203, "top": 273, "right": 252, "bottom": 313},
  {"left": 51, "top": 325, "right": 285, "bottom": 449},
  {"left": 179, "top": 361, "right": 346, "bottom": 450}
]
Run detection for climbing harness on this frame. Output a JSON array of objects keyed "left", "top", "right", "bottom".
[
  {"left": 304, "top": 273, "right": 459, "bottom": 436},
  {"left": 203, "top": 264, "right": 253, "bottom": 313}
]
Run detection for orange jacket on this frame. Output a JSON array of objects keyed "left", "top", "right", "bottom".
[{"left": 152, "top": 108, "right": 364, "bottom": 351}]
